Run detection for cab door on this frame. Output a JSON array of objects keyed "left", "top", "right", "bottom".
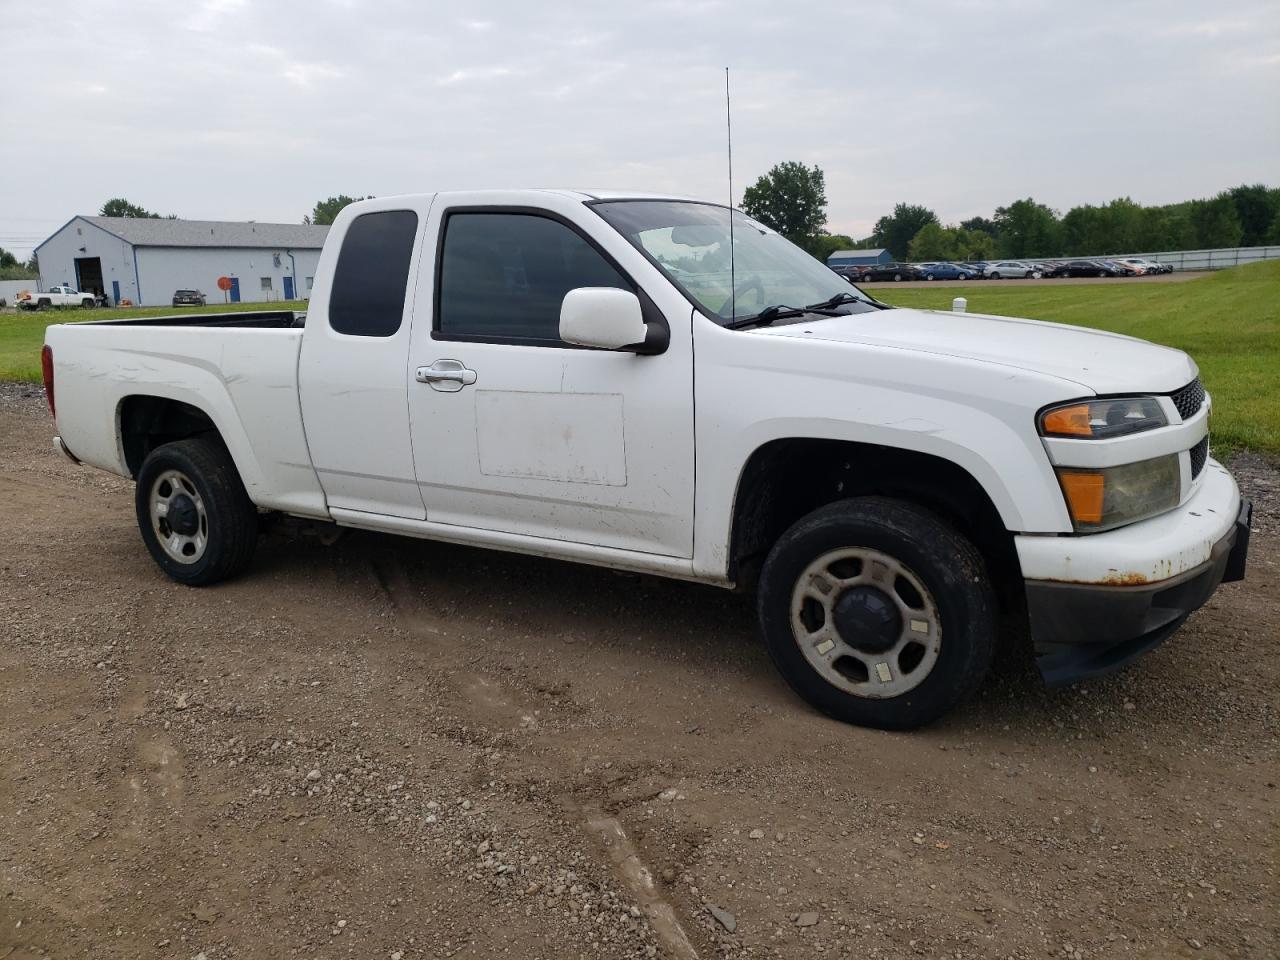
[
  {"left": 405, "top": 194, "right": 695, "bottom": 557},
  {"left": 298, "top": 197, "right": 434, "bottom": 518}
]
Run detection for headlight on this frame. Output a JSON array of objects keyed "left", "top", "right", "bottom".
[
  {"left": 1039, "top": 397, "right": 1168, "bottom": 439},
  {"left": 1055, "top": 454, "right": 1180, "bottom": 532}
]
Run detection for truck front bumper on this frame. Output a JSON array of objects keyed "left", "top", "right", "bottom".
[{"left": 1016, "top": 460, "right": 1251, "bottom": 686}]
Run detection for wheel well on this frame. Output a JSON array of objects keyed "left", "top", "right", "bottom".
[
  {"left": 728, "top": 439, "right": 1020, "bottom": 601},
  {"left": 119, "top": 396, "right": 221, "bottom": 478}
]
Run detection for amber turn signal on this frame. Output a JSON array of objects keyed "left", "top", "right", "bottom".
[
  {"left": 1041, "top": 404, "right": 1093, "bottom": 437},
  {"left": 1057, "top": 469, "right": 1105, "bottom": 524}
]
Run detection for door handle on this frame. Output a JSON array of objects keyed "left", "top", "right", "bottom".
[{"left": 415, "top": 359, "right": 477, "bottom": 392}]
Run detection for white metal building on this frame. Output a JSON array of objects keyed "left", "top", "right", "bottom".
[{"left": 34, "top": 216, "right": 329, "bottom": 306}]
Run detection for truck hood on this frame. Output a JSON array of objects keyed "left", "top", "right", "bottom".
[{"left": 751, "top": 307, "right": 1196, "bottom": 395}]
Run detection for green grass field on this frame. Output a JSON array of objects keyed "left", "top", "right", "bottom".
[
  {"left": 0, "top": 300, "right": 308, "bottom": 384},
  {"left": 3, "top": 262, "right": 1277, "bottom": 455},
  {"left": 871, "top": 260, "right": 1280, "bottom": 457}
]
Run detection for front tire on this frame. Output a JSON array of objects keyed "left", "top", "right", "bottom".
[
  {"left": 135, "top": 437, "right": 258, "bottom": 586},
  {"left": 757, "top": 497, "right": 996, "bottom": 730}
]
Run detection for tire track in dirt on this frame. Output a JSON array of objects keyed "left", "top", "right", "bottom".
[{"left": 371, "top": 551, "right": 703, "bottom": 960}]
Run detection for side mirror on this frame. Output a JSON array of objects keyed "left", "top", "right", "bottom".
[{"left": 559, "top": 287, "right": 647, "bottom": 350}]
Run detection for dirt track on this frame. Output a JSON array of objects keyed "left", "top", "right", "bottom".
[{"left": 1, "top": 383, "right": 1276, "bottom": 960}]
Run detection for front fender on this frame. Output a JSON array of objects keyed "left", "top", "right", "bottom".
[{"left": 691, "top": 328, "right": 1081, "bottom": 579}]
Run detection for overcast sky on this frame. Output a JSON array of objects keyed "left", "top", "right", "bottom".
[{"left": 1, "top": 0, "right": 1276, "bottom": 257}]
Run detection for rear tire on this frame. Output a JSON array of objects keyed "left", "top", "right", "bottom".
[
  {"left": 135, "top": 437, "right": 258, "bottom": 586},
  {"left": 757, "top": 497, "right": 996, "bottom": 730}
]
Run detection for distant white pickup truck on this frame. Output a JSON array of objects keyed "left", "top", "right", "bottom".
[
  {"left": 19, "top": 284, "right": 96, "bottom": 310},
  {"left": 42, "top": 191, "right": 1251, "bottom": 729}
]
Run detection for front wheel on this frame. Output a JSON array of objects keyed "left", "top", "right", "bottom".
[
  {"left": 893, "top": 273, "right": 903, "bottom": 281},
  {"left": 757, "top": 498, "right": 996, "bottom": 730},
  {"left": 925, "top": 273, "right": 935, "bottom": 281},
  {"left": 135, "top": 437, "right": 258, "bottom": 586}
]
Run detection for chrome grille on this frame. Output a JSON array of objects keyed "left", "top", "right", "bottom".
[
  {"left": 1189, "top": 435, "right": 1209, "bottom": 478},
  {"left": 1171, "top": 378, "right": 1205, "bottom": 420}
]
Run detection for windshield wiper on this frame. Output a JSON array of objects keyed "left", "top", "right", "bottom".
[
  {"left": 806, "top": 291, "right": 891, "bottom": 312},
  {"left": 726, "top": 303, "right": 846, "bottom": 330}
]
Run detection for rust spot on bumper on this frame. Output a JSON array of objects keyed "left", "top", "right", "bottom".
[{"left": 1100, "top": 571, "right": 1151, "bottom": 586}]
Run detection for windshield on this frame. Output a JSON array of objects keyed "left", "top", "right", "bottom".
[{"left": 592, "top": 200, "right": 874, "bottom": 324}]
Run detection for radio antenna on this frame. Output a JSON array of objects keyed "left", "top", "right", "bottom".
[{"left": 725, "top": 66, "right": 736, "bottom": 320}]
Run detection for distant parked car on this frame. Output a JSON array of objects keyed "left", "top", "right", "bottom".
[
  {"left": 1051, "top": 260, "right": 1123, "bottom": 278},
  {"left": 861, "top": 262, "right": 923, "bottom": 281},
  {"left": 1103, "top": 260, "right": 1138, "bottom": 277},
  {"left": 920, "top": 262, "right": 978, "bottom": 281},
  {"left": 985, "top": 261, "right": 1040, "bottom": 280},
  {"left": 1118, "top": 258, "right": 1172, "bottom": 275},
  {"left": 829, "top": 265, "right": 870, "bottom": 283},
  {"left": 172, "top": 289, "right": 207, "bottom": 307},
  {"left": 959, "top": 262, "right": 990, "bottom": 278}
]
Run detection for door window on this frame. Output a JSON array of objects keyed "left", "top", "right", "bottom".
[
  {"left": 436, "top": 212, "right": 630, "bottom": 345},
  {"left": 330, "top": 210, "right": 419, "bottom": 337}
]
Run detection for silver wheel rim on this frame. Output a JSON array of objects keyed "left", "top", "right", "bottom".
[
  {"left": 789, "top": 547, "right": 941, "bottom": 699},
  {"left": 150, "top": 469, "right": 208, "bottom": 564}
]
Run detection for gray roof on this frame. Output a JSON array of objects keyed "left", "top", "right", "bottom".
[
  {"left": 828, "top": 248, "right": 887, "bottom": 259},
  {"left": 80, "top": 216, "right": 329, "bottom": 249}
]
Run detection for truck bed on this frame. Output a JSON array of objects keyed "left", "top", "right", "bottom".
[
  {"left": 96, "top": 310, "right": 304, "bottom": 329},
  {"left": 45, "top": 315, "right": 326, "bottom": 519}
]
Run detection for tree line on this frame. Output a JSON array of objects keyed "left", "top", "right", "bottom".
[
  {"left": 10, "top": 182, "right": 1270, "bottom": 283},
  {"left": 739, "top": 164, "right": 1280, "bottom": 262}
]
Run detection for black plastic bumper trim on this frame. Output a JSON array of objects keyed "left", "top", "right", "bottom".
[{"left": 1025, "top": 498, "right": 1251, "bottom": 686}]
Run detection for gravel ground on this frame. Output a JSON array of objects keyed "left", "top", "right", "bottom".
[{"left": 0, "top": 382, "right": 1276, "bottom": 960}]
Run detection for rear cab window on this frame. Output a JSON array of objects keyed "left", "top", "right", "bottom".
[{"left": 329, "top": 210, "right": 419, "bottom": 337}]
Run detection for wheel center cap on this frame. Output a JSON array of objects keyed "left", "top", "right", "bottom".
[
  {"left": 832, "top": 586, "right": 902, "bottom": 653},
  {"left": 168, "top": 494, "right": 199, "bottom": 536}
]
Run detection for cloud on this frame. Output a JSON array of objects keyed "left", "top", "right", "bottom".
[
  {"left": 437, "top": 66, "right": 518, "bottom": 86},
  {"left": 0, "top": 0, "right": 1276, "bottom": 255}
]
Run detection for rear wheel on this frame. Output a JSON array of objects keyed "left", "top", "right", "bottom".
[
  {"left": 925, "top": 273, "right": 935, "bottom": 281},
  {"left": 37, "top": 299, "right": 50, "bottom": 310},
  {"left": 893, "top": 273, "right": 903, "bottom": 281},
  {"left": 135, "top": 437, "right": 258, "bottom": 586},
  {"left": 757, "top": 498, "right": 996, "bottom": 730}
]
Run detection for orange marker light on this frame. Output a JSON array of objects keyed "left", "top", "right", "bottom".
[
  {"left": 1042, "top": 404, "right": 1093, "bottom": 437},
  {"left": 1058, "top": 470, "right": 1105, "bottom": 525}
]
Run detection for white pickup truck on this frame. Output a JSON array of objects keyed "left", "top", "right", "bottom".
[
  {"left": 42, "top": 191, "right": 1251, "bottom": 729},
  {"left": 20, "top": 284, "right": 97, "bottom": 310}
]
